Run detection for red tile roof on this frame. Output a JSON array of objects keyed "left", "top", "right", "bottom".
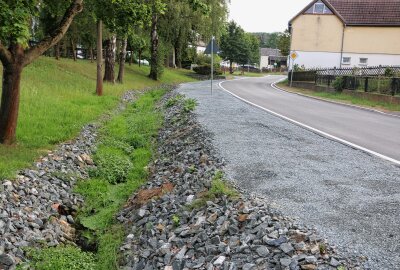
[{"left": 326, "top": 0, "right": 400, "bottom": 26}]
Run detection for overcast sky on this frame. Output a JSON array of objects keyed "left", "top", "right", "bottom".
[{"left": 228, "top": 0, "right": 312, "bottom": 33}]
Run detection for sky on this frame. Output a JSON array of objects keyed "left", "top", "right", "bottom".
[{"left": 228, "top": 0, "right": 312, "bottom": 33}]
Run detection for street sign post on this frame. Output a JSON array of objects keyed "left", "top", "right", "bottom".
[
  {"left": 290, "top": 51, "right": 298, "bottom": 87},
  {"left": 205, "top": 37, "right": 219, "bottom": 95}
]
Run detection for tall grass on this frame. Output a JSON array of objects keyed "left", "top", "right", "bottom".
[{"left": 0, "top": 57, "right": 195, "bottom": 179}]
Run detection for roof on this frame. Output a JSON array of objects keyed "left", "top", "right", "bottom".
[
  {"left": 290, "top": 0, "right": 400, "bottom": 26},
  {"left": 260, "top": 48, "right": 282, "bottom": 57}
]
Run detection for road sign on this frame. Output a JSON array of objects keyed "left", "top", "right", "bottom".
[
  {"left": 204, "top": 39, "right": 219, "bottom": 55},
  {"left": 290, "top": 51, "right": 298, "bottom": 60}
]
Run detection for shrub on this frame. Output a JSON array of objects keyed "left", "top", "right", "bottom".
[
  {"left": 193, "top": 65, "right": 222, "bottom": 76},
  {"left": 385, "top": 67, "right": 395, "bottom": 77},
  {"left": 91, "top": 147, "right": 133, "bottom": 184},
  {"left": 332, "top": 76, "right": 345, "bottom": 92},
  {"left": 25, "top": 245, "right": 96, "bottom": 270},
  {"left": 183, "top": 98, "right": 198, "bottom": 112}
]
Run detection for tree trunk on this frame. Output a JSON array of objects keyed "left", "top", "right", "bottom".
[
  {"left": 117, "top": 39, "right": 127, "bottom": 84},
  {"left": 175, "top": 45, "right": 182, "bottom": 69},
  {"left": 103, "top": 36, "right": 116, "bottom": 83},
  {"left": 71, "top": 39, "right": 77, "bottom": 61},
  {"left": 96, "top": 20, "right": 103, "bottom": 96},
  {"left": 138, "top": 49, "right": 142, "bottom": 67},
  {"left": 0, "top": 46, "right": 24, "bottom": 144},
  {"left": 129, "top": 46, "right": 133, "bottom": 66},
  {"left": 55, "top": 42, "right": 60, "bottom": 60},
  {"left": 89, "top": 45, "right": 94, "bottom": 63},
  {"left": 149, "top": 13, "right": 159, "bottom": 80},
  {"left": 229, "top": 61, "right": 233, "bottom": 74},
  {"left": 172, "top": 48, "right": 176, "bottom": 68}
]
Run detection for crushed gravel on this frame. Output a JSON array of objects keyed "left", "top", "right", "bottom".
[{"left": 177, "top": 80, "right": 400, "bottom": 270}]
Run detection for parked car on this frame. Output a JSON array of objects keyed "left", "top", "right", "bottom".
[{"left": 136, "top": 59, "right": 149, "bottom": 66}]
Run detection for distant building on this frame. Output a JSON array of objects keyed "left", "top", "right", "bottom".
[
  {"left": 289, "top": 0, "right": 400, "bottom": 69},
  {"left": 260, "top": 48, "right": 287, "bottom": 70}
]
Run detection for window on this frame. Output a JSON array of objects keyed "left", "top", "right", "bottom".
[
  {"left": 314, "top": 3, "right": 325, "bottom": 14},
  {"left": 359, "top": 58, "right": 368, "bottom": 66},
  {"left": 342, "top": 57, "right": 351, "bottom": 65}
]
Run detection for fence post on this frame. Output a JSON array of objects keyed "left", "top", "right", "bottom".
[{"left": 364, "top": 77, "right": 368, "bottom": 92}]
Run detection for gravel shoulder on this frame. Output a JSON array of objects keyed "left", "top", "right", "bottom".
[{"left": 177, "top": 80, "right": 400, "bottom": 270}]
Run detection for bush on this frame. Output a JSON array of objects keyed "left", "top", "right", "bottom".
[
  {"left": 91, "top": 147, "right": 133, "bottom": 184},
  {"left": 183, "top": 98, "right": 198, "bottom": 112},
  {"left": 332, "top": 76, "right": 345, "bottom": 92},
  {"left": 25, "top": 245, "right": 96, "bottom": 270},
  {"left": 193, "top": 64, "right": 222, "bottom": 75}
]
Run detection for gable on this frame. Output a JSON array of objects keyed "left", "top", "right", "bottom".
[{"left": 304, "top": 0, "right": 333, "bottom": 15}]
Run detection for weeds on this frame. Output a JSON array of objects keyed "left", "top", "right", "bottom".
[{"left": 183, "top": 98, "right": 198, "bottom": 112}]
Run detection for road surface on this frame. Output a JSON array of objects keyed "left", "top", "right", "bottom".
[
  {"left": 178, "top": 79, "right": 400, "bottom": 269},
  {"left": 220, "top": 76, "right": 400, "bottom": 163}
]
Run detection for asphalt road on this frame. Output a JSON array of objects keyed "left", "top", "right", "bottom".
[
  {"left": 178, "top": 80, "right": 400, "bottom": 269},
  {"left": 220, "top": 76, "right": 400, "bottom": 163}
]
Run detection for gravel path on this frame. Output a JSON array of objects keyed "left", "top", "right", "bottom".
[{"left": 177, "top": 79, "right": 400, "bottom": 270}]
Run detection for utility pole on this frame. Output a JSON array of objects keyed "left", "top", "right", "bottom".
[{"left": 211, "top": 36, "right": 214, "bottom": 95}]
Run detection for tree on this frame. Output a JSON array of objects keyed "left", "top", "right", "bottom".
[
  {"left": 148, "top": 0, "right": 166, "bottom": 80},
  {"left": 220, "top": 21, "right": 247, "bottom": 73},
  {"left": 277, "top": 29, "right": 291, "bottom": 56},
  {"left": 0, "top": 0, "right": 83, "bottom": 145},
  {"left": 246, "top": 33, "right": 260, "bottom": 65}
]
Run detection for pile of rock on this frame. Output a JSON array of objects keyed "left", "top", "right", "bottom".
[{"left": 118, "top": 93, "right": 365, "bottom": 270}]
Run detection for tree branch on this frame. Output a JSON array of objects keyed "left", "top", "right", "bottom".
[
  {"left": 0, "top": 42, "right": 12, "bottom": 65},
  {"left": 23, "top": 0, "right": 83, "bottom": 67}
]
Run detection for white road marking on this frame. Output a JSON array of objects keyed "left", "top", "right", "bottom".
[{"left": 218, "top": 79, "right": 400, "bottom": 166}]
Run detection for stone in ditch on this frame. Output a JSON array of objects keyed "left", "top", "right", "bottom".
[
  {"left": 301, "top": 265, "right": 316, "bottom": 270},
  {"left": 210, "top": 236, "right": 220, "bottom": 245},
  {"left": 265, "top": 236, "right": 287, "bottom": 247},
  {"left": 256, "top": 246, "right": 269, "bottom": 257},
  {"left": 172, "top": 260, "right": 184, "bottom": 270},
  {"left": 330, "top": 258, "right": 340, "bottom": 267},
  {"left": 280, "top": 258, "right": 292, "bottom": 267},
  {"left": 175, "top": 246, "right": 187, "bottom": 260},
  {"left": 186, "top": 195, "right": 195, "bottom": 204},
  {"left": 280, "top": 243, "right": 294, "bottom": 254},
  {"left": 0, "top": 254, "right": 14, "bottom": 267},
  {"left": 213, "top": 256, "right": 226, "bottom": 266},
  {"left": 305, "top": 256, "right": 317, "bottom": 264},
  {"left": 242, "top": 263, "right": 256, "bottom": 270}
]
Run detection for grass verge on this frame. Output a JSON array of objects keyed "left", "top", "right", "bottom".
[
  {"left": 0, "top": 57, "right": 195, "bottom": 180},
  {"left": 23, "top": 89, "right": 166, "bottom": 270},
  {"left": 277, "top": 80, "right": 400, "bottom": 112}
]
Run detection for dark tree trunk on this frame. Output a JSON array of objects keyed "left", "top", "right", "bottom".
[
  {"left": 175, "top": 45, "right": 182, "bottom": 69},
  {"left": 0, "top": 45, "right": 24, "bottom": 144},
  {"left": 103, "top": 36, "right": 116, "bottom": 83},
  {"left": 149, "top": 13, "right": 159, "bottom": 80},
  {"left": 117, "top": 39, "right": 127, "bottom": 84},
  {"left": 55, "top": 42, "right": 60, "bottom": 60},
  {"left": 71, "top": 39, "right": 77, "bottom": 61},
  {"left": 89, "top": 45, "right": 94, "bottom": 63},
  {"left": 96, "top": 20, "right": 103, "bottom": 96},
  {"left": 229, "top": 61, "right": 233, "bottom": 74}
]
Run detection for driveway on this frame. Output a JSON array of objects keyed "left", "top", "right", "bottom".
[{"left": 178, "top": 79, "right": 400, "bottom": 269}]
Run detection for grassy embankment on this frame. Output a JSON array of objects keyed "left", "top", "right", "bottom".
[
  {"left": 277, "top": 80, "right": 400, "bottom": 112},
  {"left": 0, "top": 57, "right": 195, "bottom": 179}
]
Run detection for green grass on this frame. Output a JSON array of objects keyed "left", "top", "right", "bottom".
[
  {"left": 74, "top": 90, "right": 165, "bottom": 269},
  {"left": 226, "top": 71, "right": 266, "bottom": 78},
  {"left": 278, "top": 81, "right": 400, "bottom": 112},
  {"left": 0, "top": 57, "right": 195, "bottom": 180}
]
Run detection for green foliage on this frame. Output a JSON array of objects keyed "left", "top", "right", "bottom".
[
  {"left": 332, "top": 76, "right": 345, "bottom": 92},
  {"left": 384, "top": 67, "right": 395, "bottom": 77},
  {"left": 25, "top": 245, "right": 96, "bottom": 270},
  {"left": 91, "top": 147, "right": 133, "bottom": 184},
  {"left": 75, "top": 90, "right": 165, "bottom": 269},
  {"left": 193, "top": 65, "right": 222, "bottom": 76},
  {"left": 172, "top": 215, "right": 180, "bottom": 227},
  {"left": 183, "top": 98, "right": 198, "bottom": 113},
  {"left": 220, "top": 21, "right": 259, "bottom": 68},
  {"left": 0, "top": 0, "right": 39, "bottom": 46},
  {"left": 165, "top": 94, "right": 184, "bottom": 108},
  {"left": 277, "top": 30, "right": 291, "bottom": 56},
  {"left": 209, "top": 171, "right": 239, "bottom": 199}
]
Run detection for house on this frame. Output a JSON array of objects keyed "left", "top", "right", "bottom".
[
  {"left": 288, "top": 0, "right": 400, "bottom": 69},
  {"left": 260, "top": 48, "right": 287, "bottom": 70}
]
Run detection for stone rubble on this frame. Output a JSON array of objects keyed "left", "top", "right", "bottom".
[{"left": 117, "top": 93, "right": 366, "bottom": 270}]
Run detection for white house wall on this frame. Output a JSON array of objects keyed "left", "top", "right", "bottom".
[
  {"left": 260, "top": 56, "right": 270, "bottom": 69},
  {"left": 289, "top": 50, "right": 400, "bottom": 69}
]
